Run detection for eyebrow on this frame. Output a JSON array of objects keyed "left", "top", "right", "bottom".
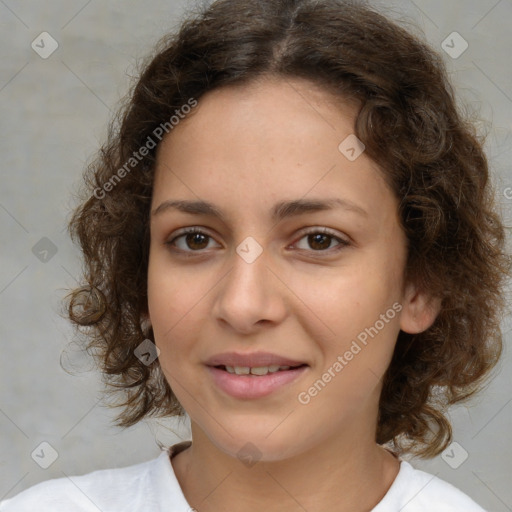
[{"left": 151, "top": 197, "right": 368, "bottom": 222}]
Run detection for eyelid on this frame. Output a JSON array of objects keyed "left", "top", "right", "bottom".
[
  {"left": 166, "top": 226, "right": 221, "bottom": 249},
  {"left": 293, "top": 226, "right": 350, "bottom": 244},
  {"left": 165, "top": 225, "right": 350, "bottom": 254},
  {"left": 290, "top": 226, "right": 350, "bottom": 253}
]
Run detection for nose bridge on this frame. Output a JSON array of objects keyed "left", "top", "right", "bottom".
[
  {"left": 212, "top": 237, "right": 286, "bottom": 331},
  {"left": 225, "top": 238, "right": 271, "bottom": 303}
]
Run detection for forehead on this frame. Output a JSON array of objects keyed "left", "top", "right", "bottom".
[{"left": 151, "top": 77, "right": 395, "bottom": 225}]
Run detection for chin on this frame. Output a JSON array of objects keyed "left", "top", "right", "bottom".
[{"left": 198, "top": 421, "right": 312, "bottom": 464}]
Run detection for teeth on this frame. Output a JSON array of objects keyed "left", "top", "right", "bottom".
[
  {"left": 250, "top": 366, "right": 269, "bottom": 376},
  {"left": 225, "top": 365, "right": 295, "bottom": 375}
]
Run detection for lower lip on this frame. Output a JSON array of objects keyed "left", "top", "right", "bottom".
[{"left": 207, "top": 366, "right": 308, "bottom": 399}]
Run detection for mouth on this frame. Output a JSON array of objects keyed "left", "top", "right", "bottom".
[
  {"left": 206, "top": 354, "right": 309, "bottom": 399},
  {"left": 205, "top": 351, "right": 309, "bottom": 398},
  {"left": 205, "top": 351, "right": 308, "bottom": 369},
  {"left": 213, "top": 363, "right": 308, "bottom": 376}
]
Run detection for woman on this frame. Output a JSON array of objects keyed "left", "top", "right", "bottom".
[{"left": 2, "top": 1, "right": 509, "bottom": 510}]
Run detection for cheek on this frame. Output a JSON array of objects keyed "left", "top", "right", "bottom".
[
  {"left": 147, "top": 255, "right": 214, "bottom": 363},
  {"left": 292, "top": 253, "right": 402, "bottom": 338},
  {"left": 291, "top": 253, "right": 404, "bottom": 392},
  {"left": 147, "top": 256, "right": 188, "bottom": 344}
]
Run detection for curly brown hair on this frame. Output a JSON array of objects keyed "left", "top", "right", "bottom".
[{"left": 64, "top": 0, "right": 511, "bottom": 458}]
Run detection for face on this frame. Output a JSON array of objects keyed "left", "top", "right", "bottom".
[{"left": 147, "top": 76, "right": 434, "bottom": 461}]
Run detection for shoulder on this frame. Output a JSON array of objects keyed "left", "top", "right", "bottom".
[
  {"left": 374, "top": 459, "right": 487, "bottom": 512},
  {"left": 0, "top": 451, "right": 169, "bottom": 512}
]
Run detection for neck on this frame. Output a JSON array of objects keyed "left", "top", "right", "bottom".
[{"left": 171, "top": 423, "right": 400, "bottom": 512}]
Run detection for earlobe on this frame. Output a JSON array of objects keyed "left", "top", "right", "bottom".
[{"left": 399, "top": 282, "right": 442, "bottom": 334}]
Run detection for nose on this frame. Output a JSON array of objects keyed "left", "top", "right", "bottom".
[{"left": 211, "top": 242, "right": 287, "bottom": 335}]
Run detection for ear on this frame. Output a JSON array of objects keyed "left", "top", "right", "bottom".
[{"left": 399, "top": 281, "right": 442, "bottom": 334}]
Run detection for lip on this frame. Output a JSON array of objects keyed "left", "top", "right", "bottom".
[
  {"left": 207, "top": 365, "right": 308, "bottom": 399},
  {"left": 204, "top": 351, "right": 309, "bottom": 400},
  {"left": 205, "top": 351, "right": 307, "bottom": 368}
]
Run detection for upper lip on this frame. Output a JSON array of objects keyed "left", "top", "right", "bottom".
[{"left": 205, "top": 352, "right": 307, "bottom": 368}]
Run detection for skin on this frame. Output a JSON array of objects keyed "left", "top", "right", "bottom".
[{"left": 147, "top": 75, "right": 440, "bottom": 512}]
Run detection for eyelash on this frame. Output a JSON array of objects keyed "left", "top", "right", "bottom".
[{"left": 165, "top": 227, "right": 350, "bottom": 256}]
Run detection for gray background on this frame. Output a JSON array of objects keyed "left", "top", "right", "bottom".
[{"left": 1, "top": 0, "right": 511, "bottom": 510}]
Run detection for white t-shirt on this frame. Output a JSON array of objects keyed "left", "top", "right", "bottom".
[{"left": 0, "top": 441, "right": 486, "bottom": 511}]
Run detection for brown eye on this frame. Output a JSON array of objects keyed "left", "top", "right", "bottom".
[
  {"left": 306, "top": 233, "right": 333, "bottom": 251},
  {"left": 294, "top": 228, "right": 349, "bottom": 253},
  {"left": 166, "top": 228, "right": 220, "bottom": 252},
  {"left": 183, "top": 232, "right": 209, "bottom": 250}
]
